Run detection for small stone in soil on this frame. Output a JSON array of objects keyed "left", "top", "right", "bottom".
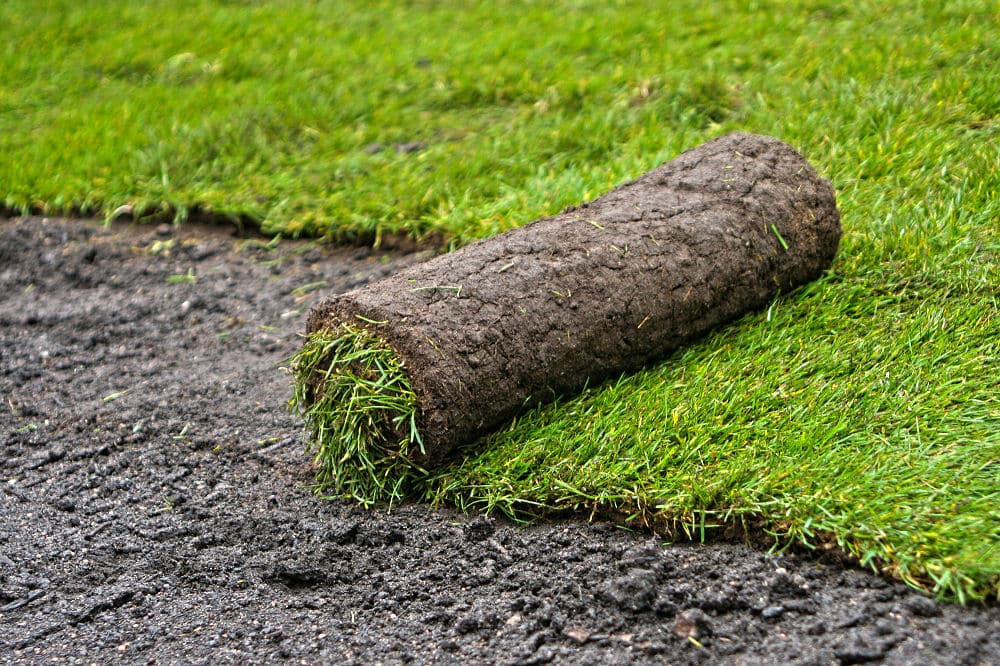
[
  {"left": 673, "top": 608, "right": 714, "bottom": 640},
  {"left": 761, "top": 606, "right": 785, "bottom": 620}
]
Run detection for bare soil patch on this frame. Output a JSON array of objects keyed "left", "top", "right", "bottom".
[{"left": 2, "top": 216, "right": 997, "bottom": 665}]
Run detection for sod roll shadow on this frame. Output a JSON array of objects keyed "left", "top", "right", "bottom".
[{"left": 294, "top": 132, "right": 842, "bottom": 503}]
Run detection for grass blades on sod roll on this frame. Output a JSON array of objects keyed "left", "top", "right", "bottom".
[{"left": 290, "top": 323, "right": 424, "bottom": 505}]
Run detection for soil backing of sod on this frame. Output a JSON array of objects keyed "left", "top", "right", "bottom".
[{"left": 297, "top": 133, "right": 841, "bottom": 502}]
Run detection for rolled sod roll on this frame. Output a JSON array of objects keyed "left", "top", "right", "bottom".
[{"left": 294, "top": 132, "right": 841, "bottom": 502}]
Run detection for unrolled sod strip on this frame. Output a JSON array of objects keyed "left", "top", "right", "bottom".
[{"left": 292, "top": 132, "right": 842, "bottom": 503}]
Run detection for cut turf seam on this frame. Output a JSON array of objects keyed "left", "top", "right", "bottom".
[{"left": 289, "top": 322, "right": 425, "bottom": 505}]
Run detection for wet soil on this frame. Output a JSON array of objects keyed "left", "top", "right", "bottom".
[{"left": 1, "top": 216, "right": 997, "bottom": 665}]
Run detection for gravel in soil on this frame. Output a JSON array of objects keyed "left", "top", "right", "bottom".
[{"left": 1, "top": 216, "right": 997, "bottom": 665}]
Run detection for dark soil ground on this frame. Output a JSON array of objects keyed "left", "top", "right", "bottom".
[{"left": 1, "top": 216, "right": 997, "bottom": 665}]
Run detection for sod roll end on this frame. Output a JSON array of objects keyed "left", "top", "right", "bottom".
[{"left": 293, "top": 132, "right": 842, "bottom": 504}]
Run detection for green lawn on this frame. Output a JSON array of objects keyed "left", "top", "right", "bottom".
[{"left": 3, "top": 0, "right": 997, "bottom": 601}]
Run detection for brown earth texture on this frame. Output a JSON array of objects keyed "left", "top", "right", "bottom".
[{"left": 1, "top": 216, "right": 997, "bottom": 665}]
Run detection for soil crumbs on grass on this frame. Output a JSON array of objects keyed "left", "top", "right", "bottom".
[{"left": 1, "top": 216, "right": 997, "bottom": 665}]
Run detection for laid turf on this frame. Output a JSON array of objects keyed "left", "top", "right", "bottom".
[{"left": 4, "top": 1, "right": 997, "bottom": 601}]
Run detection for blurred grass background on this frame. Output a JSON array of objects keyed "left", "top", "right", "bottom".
[
  {"left": 2, "top": 0, "right": 997, "bottom": 601},
  {"left": 4, "top": 1, "right": 993, "bottom": 244}
]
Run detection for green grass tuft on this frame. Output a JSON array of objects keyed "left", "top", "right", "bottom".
[{"left": 289, "top": 324, "right": 424, "bottom": 506}]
